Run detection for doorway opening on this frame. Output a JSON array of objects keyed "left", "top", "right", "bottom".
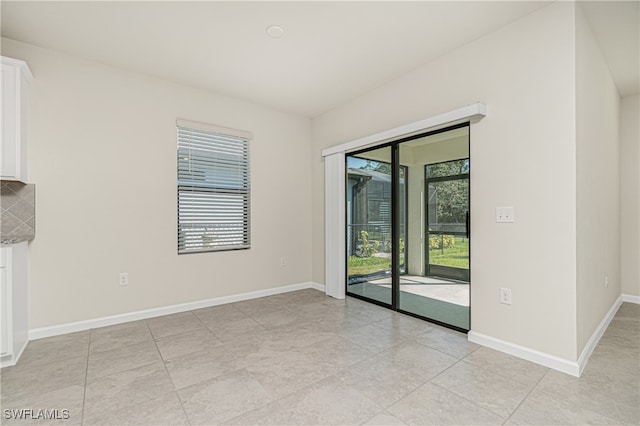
[{"left": 346, "top": 123, "right": 470, "bottom": 331}]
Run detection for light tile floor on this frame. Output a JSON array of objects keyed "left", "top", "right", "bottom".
[{"left": 1, "top": 290, "right": 638, "bottom": 425}]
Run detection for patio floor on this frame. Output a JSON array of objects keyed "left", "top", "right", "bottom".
[
  {"left": 369, "top": 275, "right": 469, "bottom": 306},
  {"left": 347, "top": 275, "right": 470, "bottom": 330}
]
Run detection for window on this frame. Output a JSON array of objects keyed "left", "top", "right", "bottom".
[{"left": 177, "top": 119, "right": 252, "bottom": 254}]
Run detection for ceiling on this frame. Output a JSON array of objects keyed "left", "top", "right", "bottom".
[
  {"left": 581, "top": 1, "right": 639, "bottom": 97},
  {"left": 1, "top": 1, "right": 637, "bottom": 118}
]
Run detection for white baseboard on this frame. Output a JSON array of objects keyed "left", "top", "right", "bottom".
[
  {"left": 0, "top": 338, "right": 28, "bottom": 368},
  {"left": 310, "top": 282, "right": 326, "bottom": 292},
  {"left": 576, "top": 295, "right": 623, "bottom": 376},
  {"left": 622, "top": 293, "right": 640, "bottom": 304},
  {"left": 469, "top": 294, "right": 624, "bottom": 378},
  {"left": 29, "top": 281, "right": 324, "bottom": 341},
  {"left": 468, "top": 330, "right": 581, "bottom": 377}
]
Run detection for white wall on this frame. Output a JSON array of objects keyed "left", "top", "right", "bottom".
[
  {"left": 620, "top": 94, "right": 640, "bottom": 297},
  {"left": 1, "top": 38, "right": 313, "bottom": 329},
  {"left": 312, "top": 2, "right": 579, "bottom": 360},
  {"left": 575, "top": 7, "right": 621, "bottom": 354}
]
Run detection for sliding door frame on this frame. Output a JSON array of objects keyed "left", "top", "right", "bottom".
[
  {"left": 391, "top": 143, "right": 401, "bottom": 309},
  {"left": 344, "top": 122, "right": 471, "bottom": 333}
]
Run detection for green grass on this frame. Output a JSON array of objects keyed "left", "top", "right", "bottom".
[
  {"left": 348, "top": 236, "right": 469, "bottom": 276},
  {"left": 347, "top": 255, "right": 409, "bottom": 276},
  {"left": 347, "top": 256, "right": 390, "bottom": 276},
  {"left": 429, "top": 237, "right": 469, "bottom": 269}
]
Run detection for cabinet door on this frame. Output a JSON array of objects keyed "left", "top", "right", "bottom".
[{"left": 1, "top": 64, "right": 19, "bottom": 180}]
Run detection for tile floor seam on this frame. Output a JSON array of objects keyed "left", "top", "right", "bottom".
[
  {"left": 188, "top": 308, "right": 229, "bottom": 347},
  {"left": 246, "top": 352, "right": 337, "bottom": 401},
  {"left": 80, "top": 328, "right": 92, "bottom": 426},
  {"left": 190, "top": 308, "right": 215, "bottom": 330},
  {"left": 347, "top": 343, "right": 379, "bottom": 367},
  {"left": 502, "top": 366, "right": 549, "bottom": 424},
  {"left": 376, "top": 357, "right": 470, "bottom": 414},
  {"left": 85, "top": 342, "right": 161, "bottom": 383},
  {"left": 425, "top": 352, "right": 465, "bottom": 382},
  {"left": 237, "top": 367, "right": 288, "bottom": 420},
  {"left": 458, "top": 355, "right": 549, "bottom": 389},
  {"left": 222, "top": 398, "right": 286, "bottom": 425},
  {"left": 381, "top": 373, "right": 436, "bottom": 410},
  {"left": 146, "top": 319, "right": 193, "bottom": 426},
  {"left": 527, "top": 377, "right": 636, "bottom": 423},
  {"left": 244, "top": 361, "right": 367, "bottom": 416},
  {"left": 8, "top": 351, "right": 89, "bottom": 372},
  {"left": 427, "top": 380, "right": 508, "bottom": 423},
  {"left": 306, "top": 330, "right": 348, "bottom": 349},
  {"left": 432, "top": 362, "right": 536, "bottom": 420},
  {"left": 205, "top": 315, "right": 264, "bottom": 343},
  {"left": 321, "top": 372, "right": 389, "bottom": 420},
  {"left": 412, "top": 333, "right": 474, "bottom": 360}
]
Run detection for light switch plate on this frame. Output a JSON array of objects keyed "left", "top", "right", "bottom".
[{"left": 496, "top": 207, "right": 515, "bottom": 223}]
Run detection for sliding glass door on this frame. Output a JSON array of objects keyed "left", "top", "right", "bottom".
[
  {"left": 346, "top": 124, "right": 470, "bottom": 331},
  {"left": 346, "top": 146, "right": 394, "bottom": 306}
]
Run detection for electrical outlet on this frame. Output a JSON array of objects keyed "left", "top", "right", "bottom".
[
  {"left": 605, "top": 275, "right": 609, "bottom": 288},
  {"left": 280, "top": 257, "right": 287, "bottom": 267},
  {"left": 119, "top": 272, "right": 129, "bottom": 286},
  {"left": 500, "top": 287, "right": 512, "bottom": 305},
  {"left": 496, "top": 207, "right": 515, "bottom": 223}
]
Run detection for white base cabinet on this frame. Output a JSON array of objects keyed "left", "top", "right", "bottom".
[{"left": 0, "top": 242, "right": 28, "bottom": 367}]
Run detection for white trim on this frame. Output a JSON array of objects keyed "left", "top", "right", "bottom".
[
  {"left": 0, "top": 355, "right": 12, "bottom": 369},
  {"left": 0, "top": 337, "right": 28, "bottom": 368},
  {"left": 1, "top": 56, "right": 33, "bottom": 82},
  {"left": 176, "top": 118, "right": 253, "bottom": 140},
  {"left": 622, "top": 293, "right": 640, "bottom": 304},
  {"left": 576, "top": 295, "right": 623, "bottom": 376},
  {"left": 28, "top": 282, "right": 321, "bottom": 341},
  {"left": 310, "top": 282, "right": 326, "bottom": 292},
  {"left": 468, "top": 331, "right": 581, "bottom": 377},
  {"left": 324, "top": 152, "right": 346, "bottom": 299},
  {"left": 469, "top": 295, "right": 625, "bottom": 378},
  {"left": 321, "top": 103, "right": 486, "bottom": 157}
]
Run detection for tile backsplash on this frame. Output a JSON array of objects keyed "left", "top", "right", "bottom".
[{"left": 1, "top": 181, "right": 35, "bottom": 243}]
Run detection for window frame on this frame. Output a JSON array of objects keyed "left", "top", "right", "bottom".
[{"left": 176, "top": 119, "right": 252, "bottom": 254}]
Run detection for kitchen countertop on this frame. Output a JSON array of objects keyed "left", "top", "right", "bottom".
[{"left": 1, "top": 238, "right": 31, "bottom": 245}]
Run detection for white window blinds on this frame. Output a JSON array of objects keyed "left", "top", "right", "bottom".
[{"left": 177, "top": 120, "right": 251, "bottom": 254}]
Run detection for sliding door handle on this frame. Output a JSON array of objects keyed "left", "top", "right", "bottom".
[{"left": 465, "top": 211, "right": 470, "bottom": 239}]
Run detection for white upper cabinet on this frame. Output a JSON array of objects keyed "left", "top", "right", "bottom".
[{"left": 1, "top": 56, "right": 32, "bottom": 182}]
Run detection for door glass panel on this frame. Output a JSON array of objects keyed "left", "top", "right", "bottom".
[
  {"left": 427, "top": 178, "right": 468, "bottom": 233},
  {"left": 426, "top": 158, "right": 469, "bottom": 179},
  {"left": 428, "top": 234, "right": 469, "bottom": 269},
  {"left": 346, "top": 147, "right": 392, "bottom": 306},
  {"left": 426, "top": 165, "right": 469, "bottom": 282},
  {"left": 398, "top": 127, "right": 470, "bottom": 330}
]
